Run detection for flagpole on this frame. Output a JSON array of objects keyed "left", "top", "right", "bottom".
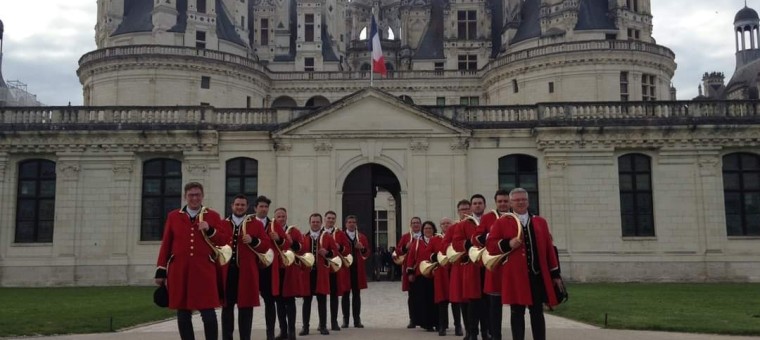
[{"left": 370, "top": 10, "right": 374, "bottom": 88}]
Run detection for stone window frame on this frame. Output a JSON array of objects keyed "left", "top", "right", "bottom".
[
  {"left": 722, "top": 152, "right": 760, "bottom": 237},
  {"left": 15, "top": 159, "right": 57, "bottom": 243},
  {"left": 140, "top": 158, "right": 183, "bottom": 241},
  {"left": 305, "top": 14, "right": 315, "bottom": 42},
  {"left": 618, "top": 153, "right": 655, "bottom": 237},
  {"left": 498, "top": 154, "right": 540, "bottom": 215},
  {"left": 457, "top": 10, "right": 477, "bottom": 40},
  {"left": 261, "top": 18, "right": 269, "bottom": 46},
  {"left": 224, "top": 157, "right": 259, "bottom": 216}
]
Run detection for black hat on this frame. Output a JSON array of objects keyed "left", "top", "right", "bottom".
[{"left": 153, "top": 284, "right": 169, "bottom": 308}]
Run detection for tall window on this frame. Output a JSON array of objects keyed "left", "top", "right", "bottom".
[
  {"left": 225, "top": 157, "right": 259, "bottom": 216},
  {"left": 498, "top": 155, "right": 539, "bottom": 214},
  {"left": 15, "top": 160, "right": 56, "bottom": 243},
  {"left": 457, "top": 10, "right": 477, "bottom": 40},
  {"left": 261, "top": 18, "right": 269, "bottom": 45},
  {"left": 201, "top": 76, "right": 211, "bottom": 89},
  {"left": 305, "top": 57, "right": 315, "bottom": 72},
  {"left": 196, "top": 31, "right": 206, "bottom": 49},
  {"left": 458, "top": 55, "right": 477, "bottom": 71},
  {"left": 618, "top": 154, "right": 654, "bottom": 237},
  {"left": 375, "top": 210, "right": 388, "bottom": 250},
  {"left": 642, "top": 74, "right": 656, "bottom": 101},
  {"left": 620, "top": 71, "right": 629, "bottom": 101},
  {"left": 305, "top": 14, "right": 315, "bottom": 42},
  {"left": 197, "top": 0, "right": 206, "bottom": 13},
  {"left": 627, "top": 0, "right": 639, "bottom": 12},
  {"left": 723, "top": 153, "right": 760, "bottom": 236},
  {"left": 141, "top": 159, "right": 182, "bottom": 241}
]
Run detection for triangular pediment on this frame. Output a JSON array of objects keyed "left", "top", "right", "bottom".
[{"left": 274, "top": 89, "right": 469, "bottom": 137}]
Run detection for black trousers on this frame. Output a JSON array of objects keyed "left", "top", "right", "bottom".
[
  {"left": 510, "top": 272, "right": 547, "bottom": 340},
  {"left": 275, "top": 268, "right": 293, "bottom": 336},
  {"left": 451, "top": 303, "right": 462, "bottom": 329},
  {"left": 302, "top": 268, "right": 327, "bottom": 329},
  {"left": 340, "top": 264, "right": 362, "bottom": 325},
  {"left": 222, "top": 264, "right": 254, "bottom": 340},
  {"left": 260, "top": 266, "right": 277, "bottom": 338},
  {"left": 488, "top": 294, "right": 503, "bottom": 340},
  {"left": 466, "top": 295, "right": 489, "bottom": 337},
  {"left": 177, "top": 309, "right": 217, "bottom": 340},
  {"left": 329, "top": 272, "right": 340, "bottom": 326}
]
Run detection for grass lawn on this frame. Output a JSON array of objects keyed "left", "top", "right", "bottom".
[
  {"left": 0, "top": 286, "right": 174, "bottom": 337},
  {"left": 549, "top": 283, "right": 760, "bottom": 335}
]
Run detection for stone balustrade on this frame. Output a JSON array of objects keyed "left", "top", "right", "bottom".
[{"left": 1, "top": 100, "right": 758, "bottom": 131}]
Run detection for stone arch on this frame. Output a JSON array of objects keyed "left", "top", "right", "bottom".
[{"left": 271, "top": 96, "right": 298, "bottom": 108}]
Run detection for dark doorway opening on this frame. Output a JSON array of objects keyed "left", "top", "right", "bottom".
[{"left": 341, "top": 163, "right": 401, "bottom": 282}]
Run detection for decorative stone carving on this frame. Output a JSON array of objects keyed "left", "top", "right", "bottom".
[
  {"left": 185, "top": 163, "right": 208, "bottom": 177},
  {"left": 57, "top": 162, "right": 81, "bottom": 181},
  {"left": 546, "top": 159, "right": 568, "bottom": 171},
  {"left": 409, "top": 140, "right": 429, "bottom": 153},
  {"left": 112, "top": 162, "right": 134, "bottom": 181},
  {"left": 273, "top": 140, "right": 293, "bottom": 153},
  {"left": 698, "top": 156, "right": 720, "bottom": 177},
  {"left": 450, "top": 139, "right": 470, "bottom": 152},
  {"left": 313, "top": 140, "right": 333, "bottom": 154}
]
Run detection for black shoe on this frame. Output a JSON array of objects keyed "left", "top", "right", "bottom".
[
  {"left": 298, "top": 327, "right": 309, "bottom": 336},
  {"left": 354, "top": 322, "right": 364, "bottom": 328},
  {"left": 425, "top": 327, "right": 435, "bottom": 332},
  {"left": 275, "top": 333, "right": 288, "bottom": 340},
  {"left": 454, "top": 327, "right": 463, "bottom": 336},
  {"left": 288, "top": 333, "right": 297, "bottom": 340},
  {"left": 439, "top": 328, "right": 446, "bottom": 336},
  {"left": 407, "top": 322, "right": 416, "bottom": 329},
  {"left": 331, "top": 323, "right": 341, "bottom": 331},
  {"left": 341, "top": 320, "right": 349, "bottom": 328},
  {"left": 318, "top": 328, "right": 330, "bottom": 335}
]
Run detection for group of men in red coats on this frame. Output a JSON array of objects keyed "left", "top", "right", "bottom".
[
  {"left": 396, "top": 188, "right": 564, "bottom": 340},
  {"left": 155, "top": 182, "right": 370, "bottom": 340}
]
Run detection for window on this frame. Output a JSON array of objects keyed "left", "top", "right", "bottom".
[
  {"left": 498, "top": 155, "right": 539, "bottom": 214},
  {"left": 375, "top": 210, "right": 388, "bottom": 251},
  {"left": 196, "top": 31, "right": 206, "bottom": 49},
  {"left": 512, "top": 79, "right": 519, "bottom": 93},
  {"left": 618, "top": 154, "right": 654, "bottom": 237},
  {"left": 434, "top": 62, "right": 444, "bottom": 71},
  {"left": 305, "top": 57, "right": 315, "bottom": 72},
  {"left": 241, "top": 16, "right": 245, "bottom": 28},
  {"left": 225, "top": 158, "right": 259, "bottom": 216},
  {"left": 620, "top": 71, "right": 629, "bottom": 101},
  {"left": 305, "top": 14, "right": 315, "bottom": 42},
  {"left": 627, "top": 0, "right": 639, "bottom": 12},
  {"left": 723, "top": 153, "right": 760, "bottom": 236},
  {"left": 457, "top": 10, "right": 477, "bottom": 40},
  {"left": 15, "top": 160, "right": 56, "bottom": 243},
  {"left": 642, "top": 74, "right": 656, "bottom": 101},
  {"left": 436, "top": 97, "right": 446, "bottom": 106},
  {"left": 261, "top": 18, "right": 269, "bottom": 45},
  {"left": 197, "top": 0, "right": 206, "bottom": 13},
  {"left": 141, "top": 159, "right": 182, "bottom": 241},
  {"left": 627, "top": 28, "right": 640, "bottom": 41},
  {"left": 457, "top": 55, "right": 477, "bottom": 71},
  {"left": 460, "top": 96, "right": 479, "bottom": 105},
  {"left": 548, "top": 82, "right": 555, "bottom": 94},
  {"left": 201, "top": 76, "right": 210, "bottom": 89}
]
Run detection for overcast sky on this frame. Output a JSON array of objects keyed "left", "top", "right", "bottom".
[{"left": 0, "top": 0, "right": 749, "bottom": 105}]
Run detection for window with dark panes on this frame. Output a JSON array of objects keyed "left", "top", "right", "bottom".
[
  {"left": 498, "top": 155, "right": 539, "bottom": 214},
  {"left": 225, "top": 157, "right": 259, "bottom": 216},
  {"left": 305, "top": 57, "right": 315, "bottom": 72},
  {"left": 375, "top": 210, "right": 388, "bottom": 250},
  {"left": 15, "top": 160, "right": 56, "bottom": 243},
  {"left": 457, "top": 10, "right": 477, "bottom": 40},
  {"left": 722, "top": 153, "right": 760, "bottom": 236},
  {"left": 305, "top": 14, "right": 315, "bottom": 42},
  {"left": 141, "top": 159, "right": 182, "bottom": 241},
  {"left": 457, "top": 55, "right": 477, "bottom": 71},
  {"left": 197, "top": 0, "right": 206, "bottom": 13},
  {"left": 261, "top": 18, "right": 269, "bottom": 45},
  {"left": 618, "top": 154, "right": 655, "bottom": 237}
]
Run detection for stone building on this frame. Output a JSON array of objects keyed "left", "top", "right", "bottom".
[{"left": 0, "top": 1, "right": 758, "bottom": 286}]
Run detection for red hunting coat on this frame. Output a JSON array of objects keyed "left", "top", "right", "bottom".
[
  {"left": 281, "top": 225, "right": 308, "bottom": 298},
  {"left": 156, "top": 207, "right": 230, "bottom": 310},
  {"left": 330, "top": 228, "right": 352, "bottom": 295},
  {"left": 405, "top": 236, "right": 433, "bottom": 277},
  {"left": 473, "top": 210, "right": 503, "bottom": 295},
  {"left": 429, "top": 235, "right": 449, "bottom": 303},
  {"left": 303, "top": 229, "right": 339, "bottom": 295},
  {"left": 452, "top": 216, "right": 482, "bottom": 300},
  {"left": 345, "top": 230, "right": 370, "bottom": 290},
  {"left": 395, "top": 231, "right": 414, "bottom": 291},
  {"left": 443, "top": 223, "right": 464, "bottom": 303},
  {"left": 220, "top": 215, "right": 272, "bottom": 308},
  {"left": 263, "top": 218, "right": 290, "bottom": 296},
  {"left": 486, "top": 215, "right": 560, "bottom": 307}
]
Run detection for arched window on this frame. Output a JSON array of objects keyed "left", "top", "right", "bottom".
[
  {"left": 226, "top": 157, "right": 259, "bottom": 216},
  {"left": 723, "top": 153, "right": 760, "bottom": 236},
  {"left": 141, "top": 159, "right": 182, "bottom": 241},
  {"left": 359, "top": 27, "right": 368, "bottom": 40},
  {"left": 618, "top": 154, "right": 654, "bottom": 237},
  {"left": 498, "top": 155, "right": 539, "bottom": 214},
  {"left": 305, "top": 96, "right": 330, "bottom": 108},
  {"left": 271, "top": 96, "right": 298, "bottom": 108},
  {"left": 399, "top": 95, "right": 414, "bottom": 104},
  {"left": 387, "top": 27, "right": 395, "bottom": 40},
  {"left": 15, "top": 159, "right": 56, "bottom": 243}
]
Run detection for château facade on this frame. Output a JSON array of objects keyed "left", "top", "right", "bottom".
[{"left": 0, "top": 1, "right": 758, "bottom": 286}]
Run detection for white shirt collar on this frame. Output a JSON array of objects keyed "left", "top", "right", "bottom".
[
  {"left": 323, "top": 226, "right": 335, "bottom": 234},
  {"left": 186, "top": 207, "right": 199, "bottom": 218},
  {"left": 412, "top": 232, "right": 422, "bottom": 239},
  {"left": 231, "top": 214, "right": 245, "bottom": 226},
  {"left": 518, "top": 213, "right": 530, "bottom": 225},
  {"left": 310, "top": 230, "right": 321, "bottom": 239},
  {"left": 347, "top": 230, "right": 356, "bottom": 239}
]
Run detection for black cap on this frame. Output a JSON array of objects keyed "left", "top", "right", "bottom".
[{"left": 153, "top": 284, "right": 169, "bottom": 308}]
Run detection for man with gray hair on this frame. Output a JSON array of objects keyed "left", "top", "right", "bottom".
[{"left": 485, "top": 188, "right": 563, "bottom": 340}]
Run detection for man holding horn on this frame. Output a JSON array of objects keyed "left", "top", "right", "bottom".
[
  {"left": 394, "top": 217, "right": 422, "bottom": 328},
  {"left": 155, "top": 182, "right": 230, "bottom": 340},
  {"left": 300, "top": 213, "right": 339, "bottom": 336},
  {"left": 253, "top": 196, "right": 289, "bottom": 340},
  {"left": 274, "top": 207, "right": 305, "bottom": 340},
  {"left": 340, "top": 215, "right": 370, "bottom": 328}
]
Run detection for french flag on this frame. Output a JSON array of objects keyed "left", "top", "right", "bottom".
[{"left": 368, "top": 15, "right": 387, "bottom": 76}]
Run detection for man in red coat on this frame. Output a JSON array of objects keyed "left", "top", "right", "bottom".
[
  {"left": 253, "top": 196, "right": 289, "bottom": 340},
  {"left": 394, "top": 217, "right": 422, "bottom": 328},
  {"left": 274, "top": 207, "right": 304, "bottom": 340},
  {"left": 323, "top": 210, "right": 349, "bottom": 331},
  {"left": 485, "top": 188, "right": 564, "bottom": 340},
  {"left": 472, "top": 189, "right": 510, "bottom": 340},
  {"left": 300, "top": 213, "right": 339, "bottom": 336},
  {"left": 155, "top": 182, "right": 230, "bottom": 340},
  {"left": 221, "top": 195, "right": 272, "bottom": 340},
  {"left": 434, "top": 217, "right": 462, "bottom": 336},
  {"left": 453, "top": 194, "right": 489, "bottom": 340},
  {"left": 443, "top": 200, "right": 471, "bottom": 338},
  {"left": 340, "top": 215, "right": 370, "bottom": 328}
]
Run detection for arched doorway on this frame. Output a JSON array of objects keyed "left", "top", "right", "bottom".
[{"left": 342, "top": 163, "right": 401, "bottom": 281}]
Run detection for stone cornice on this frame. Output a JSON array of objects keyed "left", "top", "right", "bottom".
[{"left": 0, "top": 131, "right": 219, "bottom": 154}]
